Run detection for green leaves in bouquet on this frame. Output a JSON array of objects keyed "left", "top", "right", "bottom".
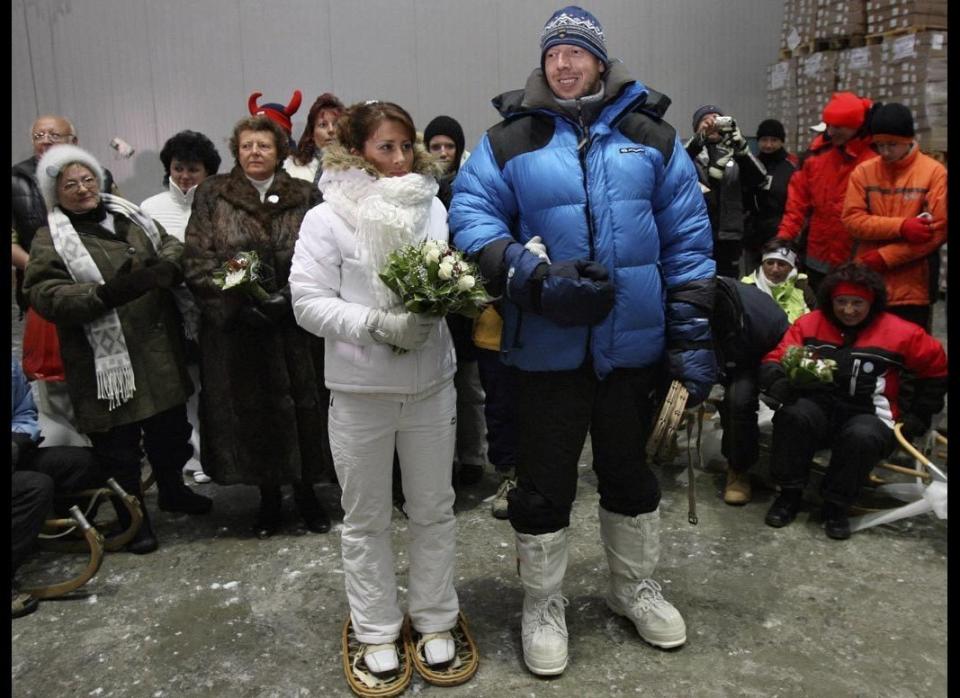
[
  {"left": 781, "top": 345, "right": 837, "bottom": 386},
  {"left": 211, "top": 250, "right": 270, "bottom": 301}
]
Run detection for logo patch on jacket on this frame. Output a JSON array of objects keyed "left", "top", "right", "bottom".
[{"left": 619, "top": 146, "right": 646, "bottom": 154}]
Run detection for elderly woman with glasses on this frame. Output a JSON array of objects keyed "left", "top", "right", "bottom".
[
  {"left": 22, "top": 144, "right": 211, "bottom": 555},
  {"left": 183, "top": 115, "right": 333, "bottom": 539}
]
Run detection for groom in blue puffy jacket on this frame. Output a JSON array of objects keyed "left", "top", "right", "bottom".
[{"left": 449, "top": 5, "right": 716, "bottom": 677}]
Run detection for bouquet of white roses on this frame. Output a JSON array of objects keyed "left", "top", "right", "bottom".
[
  {"left": 781, "top": 345, "right": 837, "bottom": 387},
  {"left": 379, "top": 240, "right": 491, "bottom": 318},
  {"left": 211, "top": 250, "right": 270, "bottom": 302}
]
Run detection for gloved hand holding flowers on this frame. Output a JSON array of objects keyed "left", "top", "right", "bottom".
[{"left": 780, "top": 345, "right": 837, "bottom": 390}]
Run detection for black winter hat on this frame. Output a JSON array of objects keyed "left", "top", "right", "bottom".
[
  {"left": 692, "top": 105, "right": 723, "bottom": 133},
  {"left": 756, "top": 119, "right": 786, "bottom": 141},
  {"left": 424, "top": 116, "right": 465, "bottom": 169},
  {"left": 869, "top": 102, "right": 915, "bottom": 138}
]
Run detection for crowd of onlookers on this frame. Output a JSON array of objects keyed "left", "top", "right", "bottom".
[{"left": 10, "top": 4, "right": 948, "bottom": 694}]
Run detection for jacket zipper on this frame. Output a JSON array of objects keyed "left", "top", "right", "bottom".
[
  {"left": 576, "top": 102, "right": 598, "bottom": 358},
  {"left": 849, "top": 357, "right": 861, "bottom": 397}
]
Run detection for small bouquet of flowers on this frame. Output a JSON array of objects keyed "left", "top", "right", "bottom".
[
  {"left": 211, "top": 251, "right": 270, "bottom": 301},
  {"left": 379, "top": 240, "right": 491, "bottom": 318},
  {"left": 780, "top": 345, "right": 837, "bottom": 387}
]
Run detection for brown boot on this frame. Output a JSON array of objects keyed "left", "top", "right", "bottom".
[{"left": 723, "top": 468, "right": 752, "bottom": 505}]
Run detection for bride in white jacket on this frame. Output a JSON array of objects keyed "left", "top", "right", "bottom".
[{"left": 290, "top": 101, "right": 475, "bottom": 690}]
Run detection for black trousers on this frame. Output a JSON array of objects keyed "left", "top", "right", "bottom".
[
  {"left": 770, "top": 397, "right": 895, "bottom": 506},
  {"left": 718, "top": 366, "right": 761, "bottom": 472},
  {"left": 476, "top": 348, "right": 517, "bottom": 475},
  {"left": 12, "top": 471, "right": 54, "bottom": 576},
  {"left": 87, "top": 404, "right": 192, "bottom": 497},
  {"left": 507, "top": 362, "right": 660, "bottom": 534}
]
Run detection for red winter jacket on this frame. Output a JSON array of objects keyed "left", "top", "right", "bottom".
[
  {"left": 777, "top": 134, "right": 878, "bottom": 273},
  {"left": 761, "top": 308, "right": 947, "bottom": 428}
]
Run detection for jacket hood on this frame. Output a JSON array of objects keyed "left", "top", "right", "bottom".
[
  {"left": 492, "top": 61, "right": 669, "bottom": 121},
  {"left": 320, "top": 142, "right": 444, "bottom": 180}
]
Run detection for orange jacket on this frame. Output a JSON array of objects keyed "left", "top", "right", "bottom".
[
  {"left": 777, "top": 134, "right": 877, "bottom": 272},
  {"left": 842, "top": 145, "right": 947, "bottom": 307}
]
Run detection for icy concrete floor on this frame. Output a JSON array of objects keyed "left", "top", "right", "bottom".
[{"left": 10, "top": 290, "right": 948, "bottom": 697}]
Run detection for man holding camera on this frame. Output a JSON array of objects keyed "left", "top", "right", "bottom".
[{"left": 685, "top": 106, "right": 767, "bottom": 278}]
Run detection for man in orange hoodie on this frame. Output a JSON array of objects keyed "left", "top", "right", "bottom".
[
  {"left": 776, "top": 92, "right": 877, "bottom": 292},
  {"left": 841, "top": 103, "right": 947, "bottom": 331}
]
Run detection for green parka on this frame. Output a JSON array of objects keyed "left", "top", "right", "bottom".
[{"left": 23, "top": 213, "right": 193, "bottom": 433}]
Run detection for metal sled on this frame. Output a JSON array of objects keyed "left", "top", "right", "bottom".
[
  {"left": 20, "top": 506, "right": 104, "bottom": 600},
  {"left": 38, "top": 477, "right": 143, "bottom": 553}
]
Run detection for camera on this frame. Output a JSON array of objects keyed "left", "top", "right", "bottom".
[{"left": 714, "top": 116, "right": 735, "bottom": 131}]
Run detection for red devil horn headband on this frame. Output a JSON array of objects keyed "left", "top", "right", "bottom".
[{"left": 248, "top": 90, "right": 302, "bottom": 118}]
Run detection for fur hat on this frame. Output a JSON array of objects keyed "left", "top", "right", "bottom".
[
  {"left": 541, "top": 5, "right": 608, "bottom": 67},
  {"left": 423, "top": 116, "right": 465, "bottom": 170},
  {"left": 869, "top": 102, "right": 915, "bottom": 138},
  {"left": 35, "top": 143, "right": 105, "bottom": 212},
  {"left": 248, "top": 90, "right": 303, "bottom": 134},
  {"left": 756, "top": 118, "right": 786, "bottom": 141},
  {"left": 821, "top": 91, "right": 872, "bottom": 130},
  {"left": 691, "top": 105, "right": 723, "bottom": 133}
]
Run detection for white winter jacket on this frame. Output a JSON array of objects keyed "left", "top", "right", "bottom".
[
  {"left": 290, "top": 148, "right": 456, "bottom": 395},
  {"left": 140, "top": 180, "right": 197, "bottom": 242}
]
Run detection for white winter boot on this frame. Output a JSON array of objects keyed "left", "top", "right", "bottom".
[
  {"left": 515, "top": 529, "right": 569, "bottom": 676},
  {"left": 599, "top": 506, "right": 686, "bottom": 649}
]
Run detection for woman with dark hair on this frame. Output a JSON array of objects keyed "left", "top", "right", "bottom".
[
  {"left": 183, "top": 115, "right": 333, "bottom": 538},
  {"left": 142, "top": 130, "right": 222, "bottom": 241},
  {"left": 142, "top": 130, "right": 222, "bottom": 483},
  {"left": 23, "top": 144, "right": 212, "bottom": 554},
  {"left": 741, "top": 238, "right": 815, "bottom": 323},
  {"left": 759, "top": 262, "right": 947, "bottom": 539},
  {"left": 283, "top": 92, "right": 345, "bottom": 185},
  {"left": 290, "top": 101, "right": 477, "bottom": 690}
]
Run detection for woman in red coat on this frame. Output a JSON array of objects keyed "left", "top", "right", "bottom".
[{"left": 759, "top": 263, "right": 947, "bottom": 539}]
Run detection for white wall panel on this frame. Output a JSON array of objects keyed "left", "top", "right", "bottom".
[{"left": 12, "top": 0, "right": 785, "bottom": 204}]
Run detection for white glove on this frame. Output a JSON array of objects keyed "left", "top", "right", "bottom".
[
  {"left": 729, "top": 125, "right": 749, "bottom": 155},
  {"left": 525, "top": 235, "right": 551, "bottom": 263},
  {"left": 365, "top": 308, "right": 438, "bottom": 351}
]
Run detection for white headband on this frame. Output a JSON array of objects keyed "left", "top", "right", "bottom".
[{"left": 762, "top": 247, "right": 797, "bottom": 267}]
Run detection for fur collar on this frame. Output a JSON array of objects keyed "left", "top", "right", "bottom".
[
  {"left": 218, "top": 165, "right": 311, "bottom": 218},
  {"left": 321, "top": 142, "right": 444, "bottom": 180}
]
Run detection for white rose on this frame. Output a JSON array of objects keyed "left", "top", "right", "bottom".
[
  {"left": 438, "top": 260, "right": 455, "bottom": 280},
  {"left": 457, "top": 274, "right": 476, "bottom": 291},
  {"left": 424, "top": 247, "right": 441, "bottom": 265}
]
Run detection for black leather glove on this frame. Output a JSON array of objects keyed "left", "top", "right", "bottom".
[
  {"left": 761, "top": 377, "right": 796, "bottom": 409},
  {"left": 96, "top": 258, "right": 179, "bottom": 308},
  {"left": 257, "top": 291, "right": 290, "bottom": 324},
  {"left": 900, "top": 413, "right": 928, "bottom": 442},
  {"left": 238, "top": 304, "right": 274, "bottom": 329},
  {"left": 538, "top": 259, "right": 616, "bottom": 327}
]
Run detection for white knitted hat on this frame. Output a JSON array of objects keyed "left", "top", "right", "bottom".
[{"left": 36, "top": 143, "right": 105, "bottom": 211}]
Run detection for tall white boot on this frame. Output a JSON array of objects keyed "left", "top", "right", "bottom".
[
  {"left": 515, "top": 529, "right": 569, "bottom": 675},
  {"left": 599, "top": 506, "right": 686, "bottom": 648}
]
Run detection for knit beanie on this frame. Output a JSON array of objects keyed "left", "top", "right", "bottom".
[
  {"left": 36, "top": 143, "right": 106, "bottom": 212},
  {"left": 541, "top": 5, "right": 608, "bottom": 67},
  {"left": 756, "top": 119, "right": 786, "bottom": 141},
  {"left": 821, "top": 92, "right": 872, "bottom": 130},
  {"left": 423, "top": 116, "right": 465, "bottom": 166},
  {"left": 692, "top": 105, "right": 723, "bottom": 133},
  {"left": 869, "top": 102, "right": 915, "bottom": 138},
  {"left": 248, "top": 90, "right": 303, "bottom": 134}
]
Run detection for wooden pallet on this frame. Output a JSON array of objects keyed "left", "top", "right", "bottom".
[
  {"left": 865, "top": 25, "right": 947, "bottom": 45},
  {"left": 780, "top": 33, "right": 866, "bottom": 58}
]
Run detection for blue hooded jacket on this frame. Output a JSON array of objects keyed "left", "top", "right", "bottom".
[{"left": 450, "top": 64, "right": 716, "bottom": 396}]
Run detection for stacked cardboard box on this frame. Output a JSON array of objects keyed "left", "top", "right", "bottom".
[
  {"left": 865, "top": 0, "right": 947, "bottom": 34},
  {"left": 815, "top": 0, "right": 867, "bottom": 40},
  {"left": 766, "top": 59, "right": 799, "bottom": 153},
  {"left": 876, "top": 31, "right": 947, "bottom": 151},
  {"left": 780, "top": 0, "right": 817, "bottom": 54},
  {"left": 835, "top": 44, "right": 881, "bottom": 97},
  {"left": 794, "top": 51, "right": 839, "bottom": 150}
]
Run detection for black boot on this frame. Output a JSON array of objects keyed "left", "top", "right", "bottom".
[
  {"left": 156, "top": 467, "right": 213, "bottom": 515},
  {"left": 822, "top": 501, "right": 851, "bottom": 540},
  {"left": 293, "top": 483, "right": 331, "bottom": 534},
  {"left": 112, "top": 492, "right": 159, "bottom": 554},
  {"left": 765, "top": 488, "right": 803, "bottom": 528},
  {"left": 254, "top": 485, "right": 283, "bottom": 539}
]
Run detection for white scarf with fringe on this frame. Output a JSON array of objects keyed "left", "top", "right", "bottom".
[
  {"left": 46, "top": 193, "right": 196, "bottom": 410},
  {"left": 319, "top": 167, "right": 439, "bottom": 308}
]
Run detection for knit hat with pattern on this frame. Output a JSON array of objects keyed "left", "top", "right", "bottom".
[{"left": 541, "top": 6, "right": 608, "bottom": 67}]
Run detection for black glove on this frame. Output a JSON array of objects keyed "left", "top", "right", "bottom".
[
  {"left": 761, "top": 378, "right": 795, "bottom": 409},
  {"left": 257, "top": 291, "right": 290, "bottom": 324},
  {"left": 238, "top": 304, "right": 274, "bottom": 329},
  {"left": 538, "top": 259, "right": 616, "bottom": 327},
  {"left": 900, "top": 413, "right": 928, "bottom": 442},
  {"left": 96, "top": 258, "right": 180, "bottom": 308}
]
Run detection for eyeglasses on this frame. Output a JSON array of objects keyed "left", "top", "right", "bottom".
[
  {"left": 60, "top": 176, "right": 99, "bottom": 193},
  {"left": 32, "top": 131, "right": 73, "bottom": 143}
]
